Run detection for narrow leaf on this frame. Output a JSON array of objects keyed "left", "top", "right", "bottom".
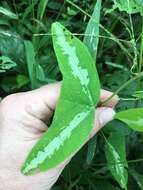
[
  {"left": 0, "top": 7, "right": 18, "bottom": 19},
  {"left": 35, "top": 64, "right": 45, "bottom": 81},
  {"left": 86, "top": 135, "right": 97, "bottom": 165},
  {"left": 105, "top": 132, "right": 128, "bottom": 189},
  {"left": 37, "top": 0, "right": 49, "bottom": 20},
  {"left": 22, "top": 22, "right": 100, "bottom": 175},
  {"left": 83, "top": 0, "right": 101, "bottom": 60},
  {"left": 115, "top": 108, "right": 143, "bottom": 132},
  {"left": 24, "top": 41, "right": 36, "bottom": 89}
]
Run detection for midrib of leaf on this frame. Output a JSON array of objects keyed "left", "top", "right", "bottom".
[
  {"left": 23, "top": 108, "right": 93, "bottom": 174},
  {"left": 54, "top": 24, "right": 94, "bottom": 105}
]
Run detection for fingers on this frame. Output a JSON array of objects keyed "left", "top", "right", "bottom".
[
  {"left": 12, "top": 82, "right": 118, "bottom": 123},
  {"left": 100, "top": 89, "right": 119, "bottom": 108},
  {"left": 22, "top": 82, "right": 61, "bottom": 122},
  {"left": 89, "top": 107, "right": 115, "bottom": 139}
]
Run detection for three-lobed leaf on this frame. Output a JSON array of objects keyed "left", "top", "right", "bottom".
[
  {"left": 115, "top": 108, "right": 143, "bottom": 132},
  {"left": 22, "top": 22, "right": 100, "bottom": 175}
]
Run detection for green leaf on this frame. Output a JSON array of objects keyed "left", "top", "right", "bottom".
[
  {"left": 133, "top": 91, "right": 143, "bottom": 99},
  {"left": 37, "top": 0, "right": 49, "bottom": 20},
  {"left": 115, "top": 108, "right": 143, "bottom": 132},
  {"left": 83, "top": 0, "right": 101, "bottom": 60},
  {"left": 0, "top": 30, "right": 25, "bottom": 65},
  {"left": 16, "top": 75, "right": 29, "bottom": 88},
  {"left": 105, "top": 132, "right": 128, "bottom": 189},
  {"left": 86, "top": 135, "right": 97, "bottom": 165},
  {"left": 22, "top": 22, "right": 100, "bottom": 175},
  {"left": 112, "top": 0, "right": 143, "bottom": 15},
  {"left": 35, "top": 64, "right": 45, "bottom": 81},
  {"left": 24, "top": 41, "right": 37, "bottom": 89},
  {"left": 0, "top": 7, "right": 18, "bottom": 19}
]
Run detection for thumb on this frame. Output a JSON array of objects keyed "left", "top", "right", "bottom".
[
  {"left": 22, "top": 82, "right": 61, "bottom": 122},
  {"left": 89, "top": 107, "right": 115, "bottom": 139}
]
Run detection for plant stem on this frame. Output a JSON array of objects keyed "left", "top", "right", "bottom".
[{"left": 101, "top": 72, "right": 143, "bottom": 106}]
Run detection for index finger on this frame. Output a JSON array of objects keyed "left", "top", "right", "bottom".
[{"left": 100, "top": 89, "right": 119, "bottom": 108}]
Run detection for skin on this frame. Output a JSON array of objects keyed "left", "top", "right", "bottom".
[{"left": 0, "top": 83, "right": 119, "bottom": 190}]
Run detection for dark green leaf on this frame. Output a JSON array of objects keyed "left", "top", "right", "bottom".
[
  {"left": 105, "top": 132, "right": 128, "bottom": 189},
  {"left": 86, "top": 135, "right": 97, "bottom": 165}
]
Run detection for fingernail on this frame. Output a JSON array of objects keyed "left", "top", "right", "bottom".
[{"left": 99, "top": 108, "right": 115, "bottom": 126}]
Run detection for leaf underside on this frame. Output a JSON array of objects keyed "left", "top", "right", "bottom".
[{"left": 22, "top": 22, "right": 100, "bottom": 175}]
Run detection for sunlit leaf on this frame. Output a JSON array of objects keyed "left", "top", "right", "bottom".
[
  {"left": 105, "top": 132, "right": 128, "bottom": 189},
  {"left": 115, "top": 108, "right": 143, "bottom": 132},
  {"left": 22, "top": 22, "right": 100, "bottom": 175}
]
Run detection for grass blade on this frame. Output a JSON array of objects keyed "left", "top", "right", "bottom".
[{"left": 24, "top": 41, "right": 36, "bottom": 89}]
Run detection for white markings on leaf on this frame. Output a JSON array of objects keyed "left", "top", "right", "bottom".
[
  {"left": 107, "top": 142, "right": 126, "bottom": 187},
  {"left": 23, "top": 110, "right": 90, "bottom": 174},
  {"left": 54, "top": 24, "right": 93, "bottom": 103}
]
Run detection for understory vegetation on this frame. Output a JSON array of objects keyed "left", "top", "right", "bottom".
[{"left": 0, "top": 0, "right": 143, "bottom": 189}]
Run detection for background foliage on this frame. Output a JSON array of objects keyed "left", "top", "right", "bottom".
[{"left": 0, "top": 0, "right": 143, "bottom": 189}]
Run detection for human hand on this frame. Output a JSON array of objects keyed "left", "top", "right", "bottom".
[{"left": 0, "top": 82, "right": 118, "bottom": 190}]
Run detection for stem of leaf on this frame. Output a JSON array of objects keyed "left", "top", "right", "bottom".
[{"left": 101, "top": 72, "right": 143, "bottom": 106}]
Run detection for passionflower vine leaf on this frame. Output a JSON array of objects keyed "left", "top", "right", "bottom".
[
  {"left": 22, "top": 22, "right": 100, "bottom": 175},
  {"left": 115, "top": 108, "right": 143, "bottom": 132}
]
